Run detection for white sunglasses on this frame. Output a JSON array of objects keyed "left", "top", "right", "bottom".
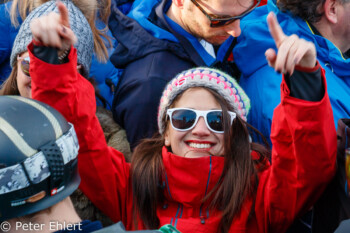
[{"left": 166, "top": 108, "right": 236, "bottom": 133}]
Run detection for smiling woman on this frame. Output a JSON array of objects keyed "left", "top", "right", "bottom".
[
  {"left": 29, "top": 3, "right": 337, "bottom": 233},
  {"left": 131, "top": 67, "right": 263, "bottom": 229},
  {"left": 165, "top": 88, "right": 235, "bottom": 157},
  {"left": 159, "top": 71, "right": 249, "bottom": 158}
]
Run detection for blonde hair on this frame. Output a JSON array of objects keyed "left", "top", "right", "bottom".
[{"left": 9, "top": 0, "right": 111, "bottom": 62}]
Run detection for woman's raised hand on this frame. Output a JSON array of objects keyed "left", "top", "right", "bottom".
[
  {"left": 265, "top": 12, "right": 316, "bottom": 75},
  {"left": 30, "top": 1, "right": 77, "bottom": 51}
]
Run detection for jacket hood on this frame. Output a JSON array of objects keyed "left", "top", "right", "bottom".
[
  {"left": 233, "top": 0, "right": 350, "bottom": 78},
  {"left": 161, "top": 147, "right": 224, "bottom": 207},
  {"left": 109, "top": 0, "right": 190, "bottom": 68}
]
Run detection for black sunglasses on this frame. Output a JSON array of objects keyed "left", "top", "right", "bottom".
[
  {"left": 190, "top": 0, "right": 261, "bottom": 27},
  {"left": 167, "top": 108, "right": 236, "bottom": 133}
]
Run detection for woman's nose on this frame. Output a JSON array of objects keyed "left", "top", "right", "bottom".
[{"left": 191, "top": 117, "right": 211, "bottom": 136}]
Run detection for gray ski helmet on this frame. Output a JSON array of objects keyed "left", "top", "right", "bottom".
[{"left": 0, "top": 96, "right": 80, "bottom": 221}]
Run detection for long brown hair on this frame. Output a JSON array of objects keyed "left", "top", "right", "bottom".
[
  {"left": 8, "top": 0, "right": 111, "bottom": 62},
  {"left": 131, "top": 87, "right": 270, "bottom": 232},
  {"left": 0, "top": 62, "right": 20, "bottom": 96}
]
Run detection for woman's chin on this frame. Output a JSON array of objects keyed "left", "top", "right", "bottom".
[{"left": 19, "top": 87, "right": 32, "bottom": 98}]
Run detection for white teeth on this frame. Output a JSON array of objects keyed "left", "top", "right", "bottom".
[{"left": 188, "top": 143, "right": 211, "bottom": 149}]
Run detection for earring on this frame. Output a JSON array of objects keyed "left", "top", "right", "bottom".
[{"left": 165, "top": 140, "right": 169, "bottom": 145}]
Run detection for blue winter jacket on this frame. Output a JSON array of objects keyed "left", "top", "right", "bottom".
[
  {"left": 0, "top": 1, "right": 120, "bottom": 108},
  {"left": 233, "top": 0, "right": 350, "bottom": 146},
  {"left": 0, "top": 1, "right": 21, "bottom": 83},
  {"left": 109, "top": 0, "right": 236, "bottom": 149}
]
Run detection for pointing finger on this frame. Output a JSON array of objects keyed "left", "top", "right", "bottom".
[
  {"left": 57, "top": 0, "right": 70, "bottom": 28},
  {"left": 267, "top": 12, "right": 286, "bottom": 48}
]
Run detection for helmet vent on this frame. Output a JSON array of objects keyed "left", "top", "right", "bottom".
[{"left": 40, "top": 141, "right": 65, "bottom": 190}]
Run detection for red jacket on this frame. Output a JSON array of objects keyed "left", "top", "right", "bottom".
[
  {"left": 259, "top": 0, "right": 267, "bottom": 6},
  {"left": 30, "top": 45, "right": 337, "bottom": 233}
]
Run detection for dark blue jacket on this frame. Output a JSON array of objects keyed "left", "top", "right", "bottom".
[
  {"left": 109, "top": 0, "right": 236, "bottom": 149},
  {"left": 55, "top": 220, "right": 102, "bottom": 233}
]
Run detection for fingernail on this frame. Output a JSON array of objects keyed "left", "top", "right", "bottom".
[
  {"left": 62, "top": 26, "right": 66, "bottom": 34},
  {"left": 294, "top": 57, "right": 300, "bottom": 64}
]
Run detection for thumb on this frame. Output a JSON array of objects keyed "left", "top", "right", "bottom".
[
  {"left": 265, "top": 48, "right": 277, "bottom": 68},
  {"left": 57, "top": 0, "right": 70, "bottom": 28}
]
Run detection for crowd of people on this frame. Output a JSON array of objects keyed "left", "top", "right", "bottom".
[{"left": 0, "top": 0, "right": 349, "bottom": 232}]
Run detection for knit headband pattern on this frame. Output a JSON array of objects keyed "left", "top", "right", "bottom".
[
  {"left": 10, "top": 0, "right": 93, "bottom": 76},
  {"left": 158, "top": 67, "right": 250, "bottom": 134}
]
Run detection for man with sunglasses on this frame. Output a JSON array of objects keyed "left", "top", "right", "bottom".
[{"left": 109, "top": 0, "right": 265, "bottom": 150}]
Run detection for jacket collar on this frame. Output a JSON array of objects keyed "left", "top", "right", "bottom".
[
  {"left": 161, "top": 147, "right": 224, "bottom": 207},
  {"left": 153, "top": 0, "right": 235, "bottom": 67},
  {"left": 154, "top": 0, "right": 209, "bottom": 66}
]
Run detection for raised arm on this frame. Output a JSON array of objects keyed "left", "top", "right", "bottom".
[
  {"left": 29, "top": 1, "right": 132, "bottom": 223},
  {"left": 255, "top": 12, "right": 337, "bottom": 232}
]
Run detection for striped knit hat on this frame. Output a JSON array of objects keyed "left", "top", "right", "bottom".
[{"left": 158, "top": 67, "right": 250, "bottom": 134}]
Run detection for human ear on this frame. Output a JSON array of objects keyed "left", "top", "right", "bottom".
[
  {"left": 164, "top": 131, "right": 171, "bottom": 146},
  {"left": 323, "top": 0, "right": 339, "bottom": 24}
]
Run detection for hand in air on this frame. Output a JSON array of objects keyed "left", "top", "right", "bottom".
[
  {"left": 30, "top": 1, "right": 77, "bottom": 51},
  {"left": 265, "top": 12, "right": 316, "bottom": 75}
]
